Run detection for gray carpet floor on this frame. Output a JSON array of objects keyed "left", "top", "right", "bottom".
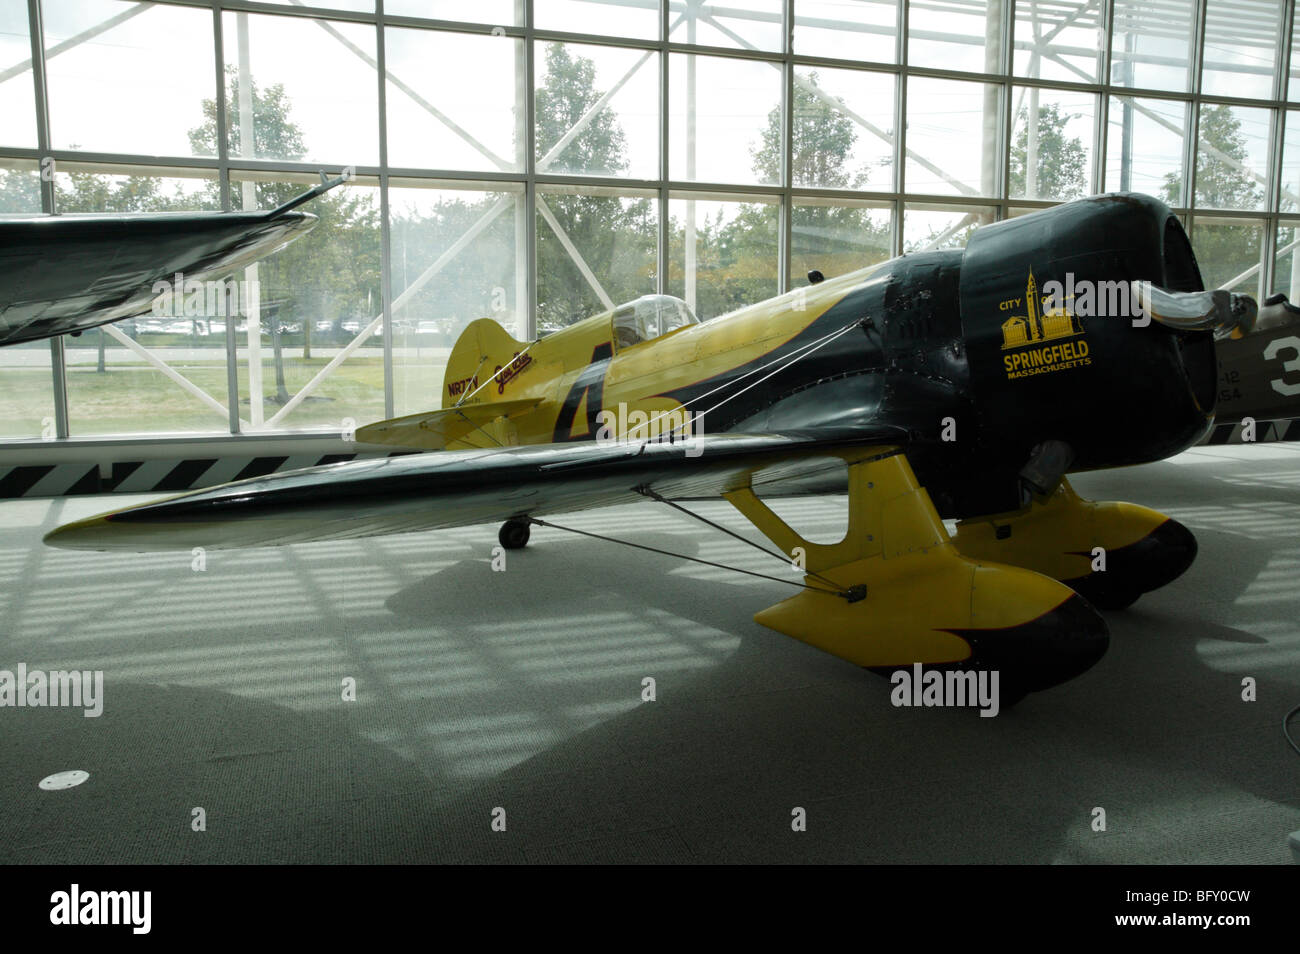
[{"left": 1, "top": 443, "right": 1298, "bottom": 864}]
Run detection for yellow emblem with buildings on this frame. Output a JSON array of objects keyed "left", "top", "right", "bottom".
[{"left": 999, "top": 269, "right": 1090, "bottom": 380}]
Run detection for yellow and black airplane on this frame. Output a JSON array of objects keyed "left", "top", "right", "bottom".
[{"left": 45, "top": 193, "right": 1260, "bottom": 704}]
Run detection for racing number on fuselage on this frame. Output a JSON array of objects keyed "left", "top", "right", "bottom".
[
  {"left": 553, "top": 342, "right": 614, "bottom": 442},
  {"left": 1265, "top": 335, "right": 1300, "bottom": 397}
]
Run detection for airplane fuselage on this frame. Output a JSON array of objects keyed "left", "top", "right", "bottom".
[{"left": 470, "top": 193, "right": 1217, "bottom": 519}]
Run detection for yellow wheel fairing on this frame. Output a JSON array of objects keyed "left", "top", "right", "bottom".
[
  {"left": 951, "top": 478, "right": 1196, "bottom": 607},
  {"left": 727, "top": 450, "right": 1108, "bottom": 690},
  {"left": 753, "top": 549, "right": 1092, "bottom": 671}
]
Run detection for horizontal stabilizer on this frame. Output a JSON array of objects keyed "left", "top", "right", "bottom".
[{"left": 356, "top": 398, "right": 544, "bottom": 450}]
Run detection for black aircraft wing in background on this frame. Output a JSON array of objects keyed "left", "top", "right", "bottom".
[{"left": 0, "top": 171, "right": 348, "bottom": 347}]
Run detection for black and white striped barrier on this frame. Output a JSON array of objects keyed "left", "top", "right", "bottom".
[
  {"left": 0, "top": 451, "right": 417, "bottom": 499},
  {"left": 4, "top": 417, "right": 1299, "bottom": 499},
  {"left": 1200, "top": 419, "right": 1300, "bottom": 445}
]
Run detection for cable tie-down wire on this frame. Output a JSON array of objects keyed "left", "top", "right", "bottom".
[
  {"left": 635, "top": 486, "right": 848, "bottom": 592},
  {"left": 526, "top": 516, "right": 866, "bottom": 602}
]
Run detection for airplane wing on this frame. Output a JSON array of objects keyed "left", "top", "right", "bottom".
[
  {"left": 44, "top": 427, "right": 909, "bottom": 552},
  {"left": 0, "top": 172, "right": 346, "bottom": 347}
]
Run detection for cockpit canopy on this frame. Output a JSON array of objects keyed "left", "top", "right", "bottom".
[{"left": 612, "top": 294, "right": 698, "bottom": 350}]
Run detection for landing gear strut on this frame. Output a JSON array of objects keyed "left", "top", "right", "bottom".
[
  {"left": 499, "top": 518, "right": 531, "bottom": 550},
  {"left": 720, "top": 447, "right": 1109, "bottom": 701}
]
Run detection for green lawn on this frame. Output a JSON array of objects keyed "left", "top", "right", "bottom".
[{"left": 0, "top": 355, "right": 449, "bottom": 439}]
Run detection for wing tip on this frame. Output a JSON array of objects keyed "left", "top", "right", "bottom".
[{"left": 43, "top": 512, "right": 115, "bottom": 551}]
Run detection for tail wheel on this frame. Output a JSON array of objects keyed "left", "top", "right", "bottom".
[{"left": 499, "top": 518, "right": 531, "bottom": 550}]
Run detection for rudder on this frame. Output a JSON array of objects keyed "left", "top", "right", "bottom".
[{"left": 442, "top": 318, "right": 529, "bottom": 409}]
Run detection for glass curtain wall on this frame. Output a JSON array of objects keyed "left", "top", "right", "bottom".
[{"left": 1, "top": 0, "right": 1297, "bottom": 440}]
